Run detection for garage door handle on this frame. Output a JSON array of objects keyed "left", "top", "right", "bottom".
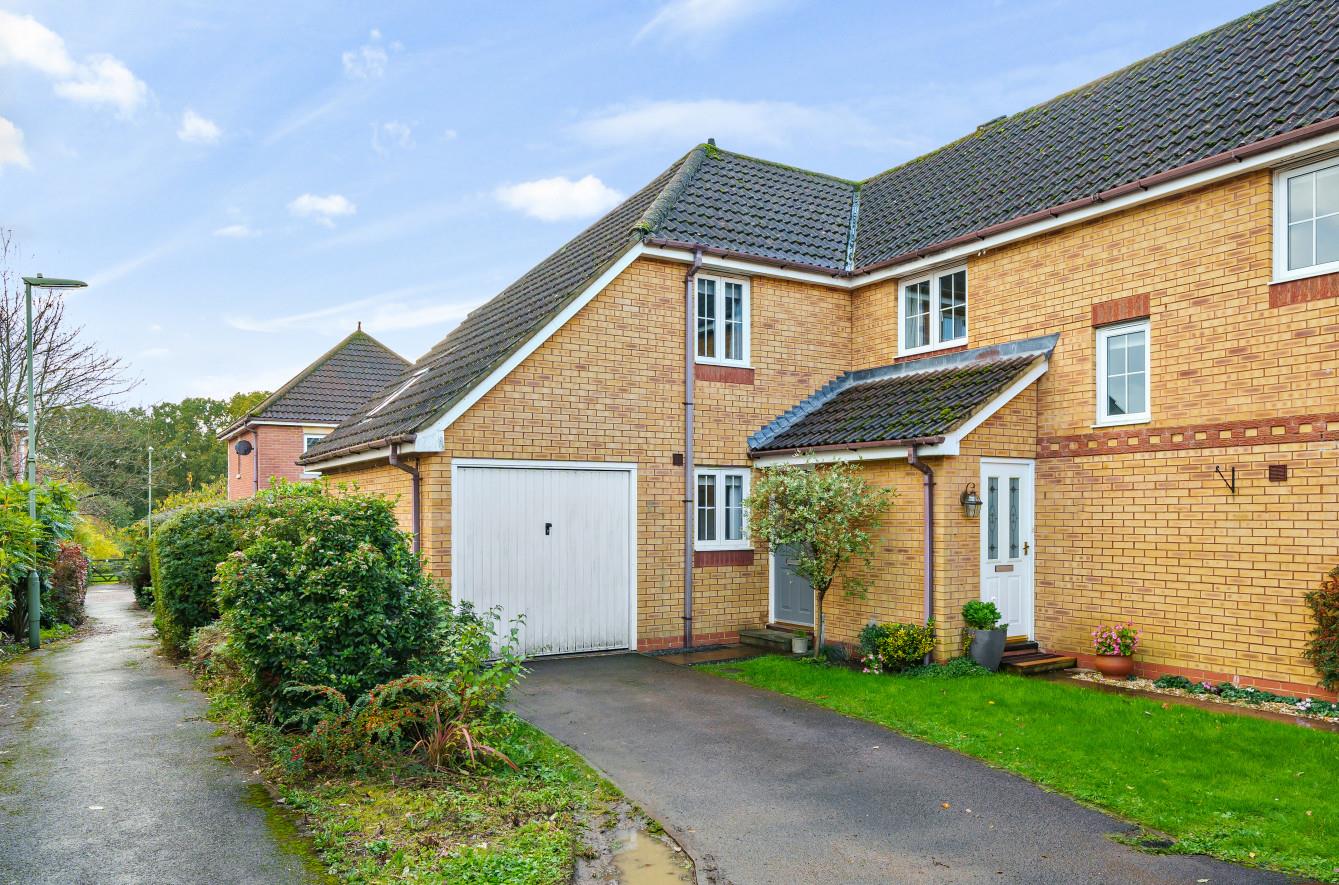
[{"left": 545, "top": 522, "right": 552, "bottom": 536}]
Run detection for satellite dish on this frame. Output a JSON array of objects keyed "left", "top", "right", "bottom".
[{"left": 234, "top": 439, "right": 254, "bottom": 455}]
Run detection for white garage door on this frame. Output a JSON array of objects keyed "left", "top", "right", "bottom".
[{"left": 453, "top": 461, "right": 635, "bottom": 656}]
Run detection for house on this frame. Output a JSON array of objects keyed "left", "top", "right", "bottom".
[
  {"left": 302, "top": 0, "right": 1339, "bottom": 697},
  {"left": 220, "top": 327, "right": 409, "bottom": 500}
]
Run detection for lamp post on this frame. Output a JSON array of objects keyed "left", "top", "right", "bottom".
[
  {"left": 20, "top": 274, "right": 87, "bottom": 649},
  {"left": 147, "top": 445, "right": 154, "bottom": 541}
]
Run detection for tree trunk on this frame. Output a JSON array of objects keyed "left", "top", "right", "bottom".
[{"left": 814, "top": 588, "right": 825, "bottom": 658}]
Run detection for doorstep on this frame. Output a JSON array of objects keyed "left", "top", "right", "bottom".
[{"left": 1000, "top": 638, "right": 1077, "bottom": 675}]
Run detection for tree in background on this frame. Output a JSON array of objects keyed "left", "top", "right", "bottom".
[
  {"left": 743, "top": 461, "right": 893, "bottom": 657},
  {"left": 0, "top": 229, "right": 136, "bottom": 481},
  {"left": 147, "top": 393, "right": 266, "bottom": 498}
]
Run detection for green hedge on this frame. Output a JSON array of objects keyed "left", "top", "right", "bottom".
[
  {"left": 150, "top": 501, "right": 250, "bottom": 654},
  {"left": 217, "top": 484, "right": 445, "bottom": 722}
]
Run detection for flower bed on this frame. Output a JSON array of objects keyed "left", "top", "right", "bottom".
[{"left": 1072, "top": 670, "right": 1339, "bottom": 722}]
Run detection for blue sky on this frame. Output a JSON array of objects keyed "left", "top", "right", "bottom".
[{"left": 1, "top": 0, "right": 1261, "bottom": 406}]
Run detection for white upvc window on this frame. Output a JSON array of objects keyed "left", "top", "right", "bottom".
[
  {"left": 1274, "top": 154, "right": 1339, "bottom": 282},
  {"left": 899, "top": 265, "right": 967, "bottom": 355},
  {"left": 302, "top": 433, "right": 327, "bottom": 477},
  {"left": 694, "top": 468, "right": 749, "bottom": 550},
  {"left": 695, "top": 274, "right": 750, "bottom": 367},
  {"left": 1095, "top": 319, "right": 1150, "bottom": 426}
]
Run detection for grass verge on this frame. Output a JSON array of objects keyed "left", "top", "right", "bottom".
[
  {"left": 704, "top": 656, "right": 1338, "bottom": 882},
  {"left": 204, "top": 686, "right": 618, "bottom": 884}
]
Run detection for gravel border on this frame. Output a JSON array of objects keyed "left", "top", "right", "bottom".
[{"left": 1070, "top": 669, "right": 1339, "bottom": 724}]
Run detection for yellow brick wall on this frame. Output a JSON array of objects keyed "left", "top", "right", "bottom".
[{"left": 329, "top": 257, "right": 851, "bottom": 648}]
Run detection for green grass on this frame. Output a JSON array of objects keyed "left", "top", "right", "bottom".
[{"left": 704, "top": 656, "right": 1339, "bottom": 881}]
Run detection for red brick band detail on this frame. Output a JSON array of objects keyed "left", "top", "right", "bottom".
[
  {"left": 1091, "top": 292, "right": 1150, "bottom": 326},
  {"left": 1269, "top": 270, "right": 1339, "bottom": 308},
  {"left": 693, "top": 549, "right": 755, "bottom": 568},
  {"left": 1038, "top": 412, "right": 1339, "bottom": 459},
  {"left": 695, "top": 364, "right": 755, "bottom": 384},
  {"left": 1068, "top": 653, "right": 1338, "bottom": 702},
  {"left": 638, "top": 630, "right": 739, "bottom": 652}
]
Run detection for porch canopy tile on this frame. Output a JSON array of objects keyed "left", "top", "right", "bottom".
[{"left": 750, "top": 335, "right": 1057, "bottom": 454}]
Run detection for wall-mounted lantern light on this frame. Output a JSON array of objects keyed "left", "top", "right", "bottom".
[{"left": 960, "top": 482, "right": 982, "bottom": 518}]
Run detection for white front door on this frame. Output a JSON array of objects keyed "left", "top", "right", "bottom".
[
  {"left": 453, "top": 460, "right": 636, "bottom": 657},
  {"left": 979, "top": 459, "right": 1035, "bottom": 639}
]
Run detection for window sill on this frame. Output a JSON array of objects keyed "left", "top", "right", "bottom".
[
  {"left": 694, "top": 549, "right": 754, "bottom": 568},
  {"left": 897, "top": 339, "right": 968, "bottom": 359},
  {"left": 1092, "top": 417, "right": 1151, "bottom": 429},
  {"left": 695, "top": 363, "right": 754, "bottom": 384}
]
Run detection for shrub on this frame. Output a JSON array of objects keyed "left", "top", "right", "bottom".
[
  {"left": 217, "top": 485, "right": 446, "bottom": 722},
  {"left": 1091, "top": 623, "right": 1140, "bottom": 657},
  {"left": 188, "top": 623, "right": 241, "bottom": 684},
  {"left": 0, "top": 498, "right": 39, "bottom": 625},
  {"left": 902, "top": 656, "right": 991, "bottom": 679},
  {"left": 2, "top": 481, "right": 77, "bottom": 636},
  {"left": 46, "top": 542, "right": 89, "bottom": 626},
  {"left": 121, "top": 523, "right": 153, "bottom": 608},
  {"left": 1303, "top": 567, "right": 1339, "bottom": 691},
  {"left": 961, "top": 600, "right": 1003, "bottom": 630},
  {"left": 860, "top": 620, "right": 936, "bottom": 673},
  {"left": 150, "top": 501, "right": 249, "bottom": 654}
]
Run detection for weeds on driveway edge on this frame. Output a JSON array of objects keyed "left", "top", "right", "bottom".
[{"left": 705, "top": 655, "right": 1339, "bottom": 882}]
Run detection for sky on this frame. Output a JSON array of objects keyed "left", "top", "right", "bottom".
[{"left": 0, "top": 0, "right": 1263, "bottom": 407}]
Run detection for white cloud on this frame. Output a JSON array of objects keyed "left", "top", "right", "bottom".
[
  {"left": 177, "top": 109, "right": 221, "bottom": 144},
  {"left": 213, "top": 224, "right": 258, "bottom": 238},
  {"left": 87, "top": 236, "right": 187, "bottom": 287},
  {"left": 288, "top": 193, "right": 357, "bottom": 227},
  {"left": 342, "top": 29, "right": 392, "bottom": 79},
  {"left": 495, "top": 175, "right": 624, "bottom": 222},
  {"left": 226, "top": 285, "right": 477, "bottom": 336},
  {"left": 0, "top": 13, "right": 148, "bottom": 115},
  {"left": 372, "top": 120, "right": 414, "bottom": 154},
  {"left": 0, "top": 117, "right": 30, "bottom": 169},
  {"left": 573, "top": 98, "right": 911, "bottom": 153},
  {"left": 636, "top": 0, "right": 786, "bottom": 42}
]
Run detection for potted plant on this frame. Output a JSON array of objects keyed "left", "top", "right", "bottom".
[
  {"left": 1091, "top": 623, "right": 1141, "bottom": 678},
  {"left": 791, "top": 629, "right": 811, "bottom": 655},
  {"left": 962, "top": 600, "right": 1007, "bottom": 671}
]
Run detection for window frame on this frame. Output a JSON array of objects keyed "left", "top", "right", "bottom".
[
  {"left": 301, "top": 432, "right": 327, "bottom": 478},
  {"left": 898, "top": 264, "right": 968, "bottom": 356},
  {"left": 1273, "top": 153, "right": 1339, "bottom": 283},
  {"left": 1094, "top": 318, "right": 1151, "bottom": 427},
  {"left": 693, "top": 467, "right": 751, "bottom": 551},
  {"left": 694, "top": 273, "right": 751, "bottom": 368}
]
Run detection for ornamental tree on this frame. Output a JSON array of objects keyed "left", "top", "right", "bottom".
[{"left": 743, "top": 461, "right": 893, "bottom": 657}]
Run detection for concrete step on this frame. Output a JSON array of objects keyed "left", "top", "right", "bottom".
[{"left": 739, "top": 628, "right": 797, "bottom": 653}]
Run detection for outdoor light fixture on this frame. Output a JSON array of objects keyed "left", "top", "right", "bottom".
[
  {"left": 20, "top": 274, "right": 87, "bottom": 649},
  {"left": 960, "top": 482, "right": 982, "bottom": 518}
]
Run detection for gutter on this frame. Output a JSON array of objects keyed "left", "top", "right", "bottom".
[
  {"left": 906, "top": 446, "right": 935, "bottom": 664},
  {"left": 751, "top": 435, "right": 946, "bottom": 459},
  {"left": 389, "top": 443, "right": 422, "bottom": 555},
  {"left": 683, "top": 247, "right": 703, "bottom": 650}
]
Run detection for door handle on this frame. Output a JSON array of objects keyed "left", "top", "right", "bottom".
[
  {"left": 545, "top": 522, "right": 552, "bottom": 536},
  {"left": 1023, "top": 541, "right": 1030, "bottom": 555}
]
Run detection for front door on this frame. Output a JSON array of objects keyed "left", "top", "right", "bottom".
[
  {"left": 979, "top": 459, "right": 1035, "bottom": 639},
  {"left": 772, "top": 545, "right": 814, "bottom": 626}
]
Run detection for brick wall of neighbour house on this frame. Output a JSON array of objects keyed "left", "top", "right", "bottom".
[
  {"left": 324, "top": 256, "right": 853, "bottom": 649},
  {"left": 225, "top": 424, "right": 318, "bottom": 500},
  {"left": 847, "top": 168, "right": 1339, "bottom": 695}
]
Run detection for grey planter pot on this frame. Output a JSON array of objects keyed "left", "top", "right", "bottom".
[{"left": 969, "top": 628, "right": 1007, "bottom": 671}]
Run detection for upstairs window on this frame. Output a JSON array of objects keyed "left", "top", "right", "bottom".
[
  {"left": 695, "top": 468, "right": 749, "bottom": 550},
  {"left": 900, "top": 266, "right": 967, "bottom": 354},
  {"left": 1275, "top": 155, "right": 1339, "bottom": 281},
  {"left": 301, "top": 433, "right": 327, "bottom": 478},
  {"left": 1096, "top": 319, "right": 1150, "bottom": 426},
  {"left": 696, "top": 274, "right": 749, "bottom": 366}
]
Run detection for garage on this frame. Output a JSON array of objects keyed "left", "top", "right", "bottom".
[{"left": 451, "top": 460, "right": 636, "bottom": 656}]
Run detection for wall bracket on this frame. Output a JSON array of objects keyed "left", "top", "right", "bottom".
[{"left": 1214, "top": 465, "right": 1236, "bottom": 494}]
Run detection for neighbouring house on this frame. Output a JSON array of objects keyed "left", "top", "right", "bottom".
[
  {"left": 303, "top": 0, "right": 1339, "bottom": 697},
  {"left": 220, "top": 327, "right": 409, "bottom": 499}
]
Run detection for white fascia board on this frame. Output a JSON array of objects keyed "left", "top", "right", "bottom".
[
  {"left": 647, "top": 130, "right": 1339, "bottom": 291},
  {"left": 304, "top": 441, "right": 418, "bottom": 473},
  {"left": 750, "top": 358, "right": 1049, "bottom": 467},
  {"left": 413, "top": 242, "right": 648, "bottom": 451}
]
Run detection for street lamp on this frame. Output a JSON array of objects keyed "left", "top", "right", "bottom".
[
  {"left": 147, "top": 445, "right": 154, "bottom": 541},
  {"left": 21, "top": 273, "right": 87, "bottom": 649}
]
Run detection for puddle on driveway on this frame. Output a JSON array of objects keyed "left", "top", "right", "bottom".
[{"left": 610, "top": 827, "right": 694, "bottom": 884}]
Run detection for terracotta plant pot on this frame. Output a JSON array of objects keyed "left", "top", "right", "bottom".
[{"left": 1094, "top": 654, "right": 1134, "bottom": 678}]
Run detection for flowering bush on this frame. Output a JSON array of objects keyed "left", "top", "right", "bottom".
[
  {"left": 859, "top": 620, "right": 935, "bottom": 673},
  {"left": 1091, "top": 623, "right": 1140, "bottom": 656}
]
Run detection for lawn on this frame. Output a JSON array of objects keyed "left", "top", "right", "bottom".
[{"left": 704, "top": 656, "right": 1338, "bottom": 882}]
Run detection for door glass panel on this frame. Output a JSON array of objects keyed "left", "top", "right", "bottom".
[
  {"left": 696, "top": 278, "right": 716, "bottom": 358},
  {"left": 696, "top": 475, "right": 716, "bottom": 541},
  {"left": 1008, "top": 477, "right": 1020, "bottom": 558},
  {"left": 723, "top": 474, "right": 744, "bottom": 540},
  {"left": 986, "top": 477, "right": 998, "bottom": 560}
]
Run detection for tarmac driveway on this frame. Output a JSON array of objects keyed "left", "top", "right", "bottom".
[{"left": 512, "top": 653, "right": 1293, "bottom": 885}]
